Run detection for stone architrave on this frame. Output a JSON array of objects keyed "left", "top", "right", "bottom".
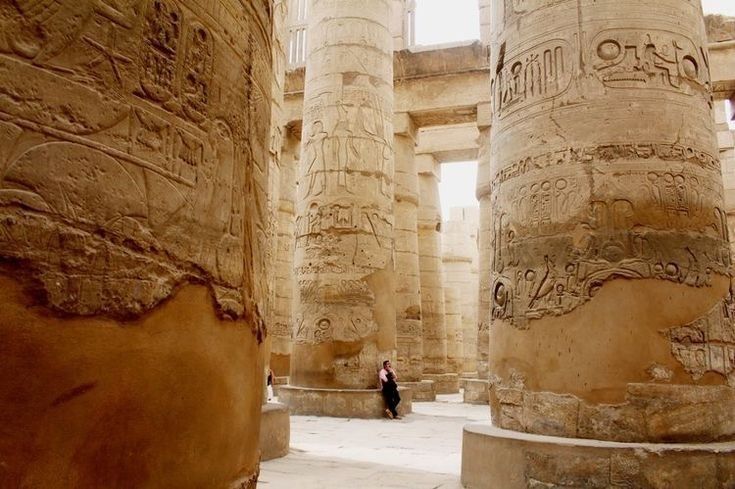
[
  {"left": 463, "top": 1, "right": 735, "bottom": 486},
  {"left": 393, "top": 112, "right": 424, "bottom": 382},
  {"left": 270, "top": 132, "right": 299, "bottom": 377},
  {"left": 417, "top": 155, "right": 448, "bottom": 374},
  {"left": 0, "top": 1, "right": 273, "bottom": 487},
  {"left": 290, "top": 0, "right": 396, "bottom": 392}
]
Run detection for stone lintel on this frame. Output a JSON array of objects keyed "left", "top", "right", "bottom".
[
  {"left": 259, "top": 402, "right": 290, "bottom": 461},
  {"left": 278, "top": 386, "right": 413, "bottom": 418},
  {"left": 423, "top": 373, "right": 460, "bottom": 394},
  {"left": 476, "top": 102, "right": 492, "bottom": 130},
  {"left": 461, "top": 424, "right": 735, "bottom": 489}
]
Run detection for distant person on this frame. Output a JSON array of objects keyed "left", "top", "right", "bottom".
[
  {"left": 266, "top": 368, "right": 274, "bottom": 401},
  {"left": 379, "top": 360, "right": 401, "bottom": 419}
]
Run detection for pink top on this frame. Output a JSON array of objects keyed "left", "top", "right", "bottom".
[{"left": 379, "top": 368, "right": 397, "bottom": 383}]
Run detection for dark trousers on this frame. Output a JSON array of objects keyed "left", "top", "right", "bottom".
[{"left": 382, "top": 386, "right": 400, "bottom": 417}]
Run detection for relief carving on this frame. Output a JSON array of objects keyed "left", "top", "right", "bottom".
[
  {"left": 0, "top": 0, "right": 274, "bottom": 320},
  {"left": 666, "top": 295, "right": 735, "bottom": 386},
  {"left": 590, "top": 29, "right": 710, "bottom": 98}
]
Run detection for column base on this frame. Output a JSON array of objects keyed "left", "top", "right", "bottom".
[
  {"left": 463, "top": 379, "right": 489, "bottom": 404},
  {"left": 402, "top": 380, "right": 436, "bottom": 402},
  {"left": 462, "top": 423, "right": 735, "bottom": 489},
  {"left": 272, "top": 376, "right": 289, "bottom": 397},
  {"left": 259, "top": 402, "right": 290, "bottom": 461},
  {"left": 278, "top": 385, "right": 413, "bottom": 418},
  {"left": 423, "top": 373, "right": 460, "bottom": 394}
]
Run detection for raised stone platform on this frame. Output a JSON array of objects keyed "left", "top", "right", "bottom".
[
  {"left": 402, "top": 380, "right": 436, "bottom": 402},
  {"left": 278, "top": 386, "right": 413, "bottom": 418},
  {"left": 423, "top": 373, "right": 460, "bottom": 394},
  {"left": 259, "top": 402, "right": 290, "bottom": 461},
  {"left": 272, "top": 376, "right": 289, "bottom": 397},
  {"left": 462, "top": 379, "right": 489, "bottom": 405},
  {"left": 462, "top": 423, "right": 735, "bottom": 489}
]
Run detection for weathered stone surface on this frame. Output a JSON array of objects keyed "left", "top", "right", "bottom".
[
  {"left": 462, "top": 424, "right": 735, "bottom": 489},
  {"left": 418, "top": 156, "right": 448, "bottom": 374},
  {"left": 0, "top": 0, "right": 274, "bottom": 322},
  {"left": 0, "top": 1, "right": 273, "bottom": 486},
  {"left": 402, "top": 380, "right": 437, "bottom": 402},
  {"left": 463, "top": 379, "right": 490, "bottom": 405},
  {"left": 706, "top": 15, "right": 735, "bottom": 43},
  {"left": 423, "top": 373, "right": 460, "bottom": 395},
  {"left": 485, "top": 0, "right": 735, "bottom": 442},
  {"left": 291, "top": 0, "right": 396, "bottom": 390},
  {"left": 444, "top": 286, "right": 463, "bottom": 374},
  {"left": 394, "top": 112, "right": 424, "bottom": 382}
]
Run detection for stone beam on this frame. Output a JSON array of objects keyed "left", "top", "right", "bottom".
[
  {"left": 284, "top": 41, "right": 490, "bottom": 129},
  {"left": 416, "top": 124, "right": 480, "bottom": 163},
  {"left": 711, "top": 40, "right": 735, "bottom": 101}
]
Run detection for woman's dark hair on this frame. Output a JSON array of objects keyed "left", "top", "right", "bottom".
[{"left": 383, "top": 360, "right": 390, "bottom": 368}]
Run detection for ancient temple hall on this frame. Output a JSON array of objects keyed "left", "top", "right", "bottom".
[{"left": 2, "top": 0, "right": 735, "bottom": 487}]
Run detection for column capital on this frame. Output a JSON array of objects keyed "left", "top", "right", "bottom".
[{"left": 394, "top": 112, "right": 418, "bottom": 141}]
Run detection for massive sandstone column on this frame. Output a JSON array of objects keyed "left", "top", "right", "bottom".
[
  {"left": 270, "top": 132, "right": 299, "bottom": 377},
  {"left": 0, "top": 1, "right": 273, "bottom": 487},
  {"left": 283, "top": 0, "right": 408, "bottom": 417},
  {"left": 462, "top": 1, "right": 735, "bottom": 486},
  {"left": 443, "top": 285, "right": 463, "bottom": 374},
  {"left": 443, "top": 207, "right": 480, "bottom": 375},
  {"left": 475, "top": 103, "right": 493, "bottom": 382},
  {"left": 417, "top": 154, "right": 459, "bottom": 394}
]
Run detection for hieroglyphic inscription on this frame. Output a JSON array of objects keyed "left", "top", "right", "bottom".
[
  {"left": 0, "top": 0, "right": 274, "bottom": 319},
  {"left": 492, "top": 39, "right": 572, "bottom": 119},
  {"left": 590, "top": 29, "right": 710, "bottom": 98}
]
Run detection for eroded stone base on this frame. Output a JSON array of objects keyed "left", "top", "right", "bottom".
[
  {"left": 461, "top": 423, "right": 735, "bottom": 489},
  {"left": 278, "top": 386, "right": 413, "bottom": 418},
  {"left": 423, "top": 373, "right": 460, "bottom": 394},
  {"left": 272, "top": 376, "right": 289, "bottom": 397},
  {"left": 259, "top": 402, "right": 290, "bottom": 461},
  {"left": 463, "top": 379, "right": 489, "bottom": 405},
  {"left": 402, "top": 380, "right": 436, "bottom": 402}
]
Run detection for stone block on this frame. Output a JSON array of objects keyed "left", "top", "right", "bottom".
[{"left": 259, "top": 403, "right": 290, "bottom": 461}]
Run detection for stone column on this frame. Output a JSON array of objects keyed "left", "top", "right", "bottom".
[
  {"left": 418, "top": 154, "right": 459, "bottom": 394},
  {"left": 443, "top": 208, "right": 480, "bottom": 376},
  {"left": 0, "top": 1, "right": 273, "bottom": 486},
  {"left": 462, "top": 1, "right": 735, "bottom": 486},
  {"left": 394, "top": 113, "right": 435, "bottom": 401},
  {"left": 270, "top": 131, "right": 299, "bottom": 378},
  {"left": 475, "top": 103, "right": 493, "bottom": 382},
  {"left": 443, "top": 285, "right": 463, "bottom": 374},
  {"left": 282, "top": 0, "right": 411, "bottom": 418},
  {"left": 716, "top": 101, "right": 735, "bottom": 261}
]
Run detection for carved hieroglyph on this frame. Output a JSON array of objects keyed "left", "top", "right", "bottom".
[
  {"left": 394, "top": 113, "right": 424, "bottom": 382},
  {"left": 0, "top": 0, "right": 274, "bottom": 322},
  {"left": 418, "top": 166, "right": 448, "bottom": 374},
  {"left": 487, "top": 0, "right": 735, "bottom": 442},
  {"left": 291, "top": 0, "right": 395, "bottom": 389}
]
